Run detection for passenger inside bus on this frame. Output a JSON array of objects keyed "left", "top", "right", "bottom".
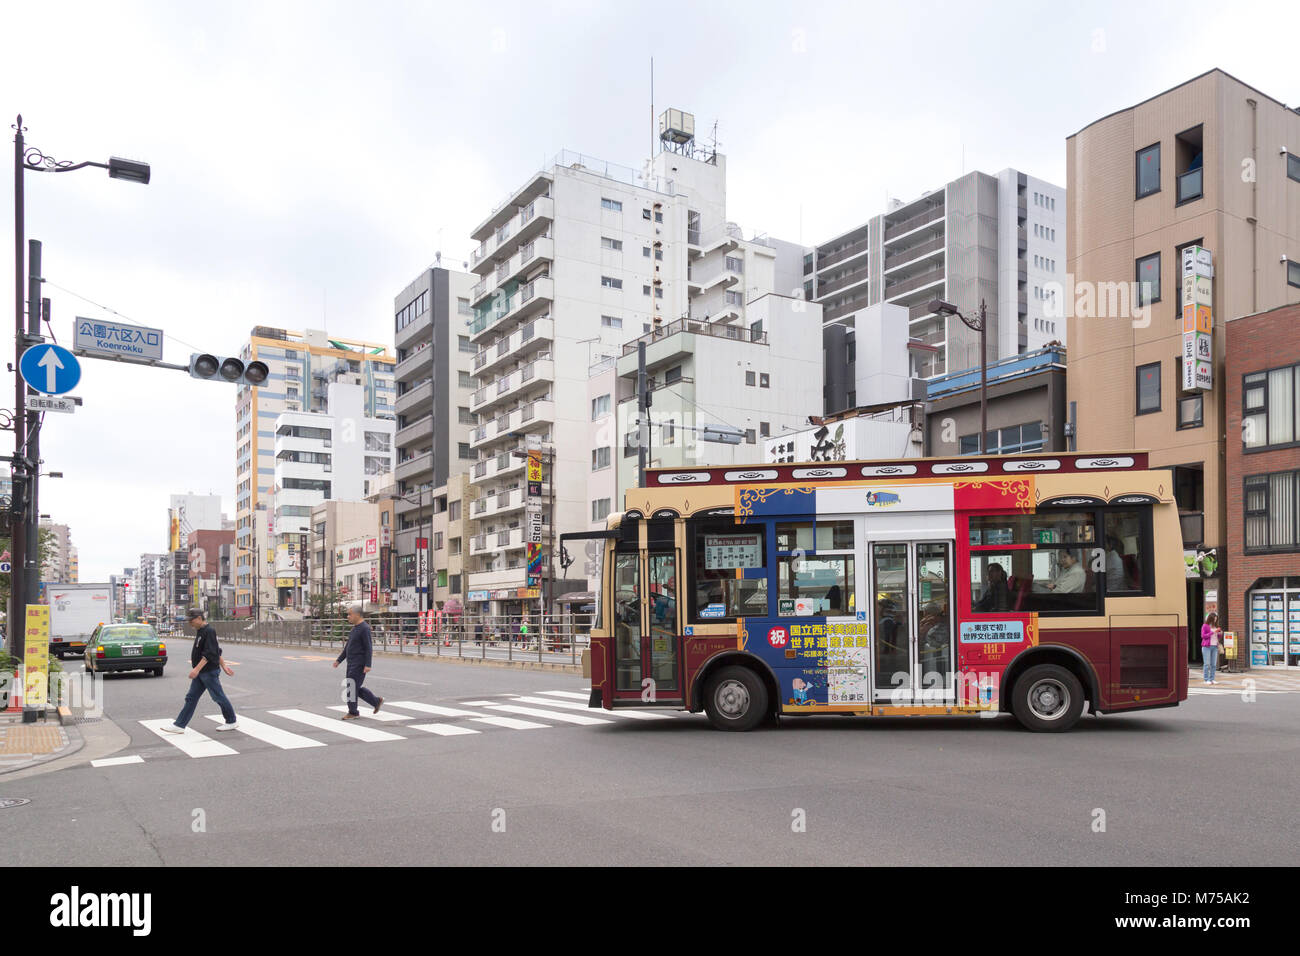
[
  {"left": 1034, "top": 549, "right": 1085, "bottom": 593},
  {"left": 972, "top": 562, "right": 1011, "bottom": 611}
]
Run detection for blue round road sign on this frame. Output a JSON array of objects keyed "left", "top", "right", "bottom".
[{"left": 20, "top": 343, "right": 81, "bottom": 396}]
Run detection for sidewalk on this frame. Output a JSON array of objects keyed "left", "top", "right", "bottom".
[
  {"left": 1188, "top": 667, "right": 1300, "bottom": 692},
  {"left": 0, "top": 713, "right": 79, "bottom": 774}
]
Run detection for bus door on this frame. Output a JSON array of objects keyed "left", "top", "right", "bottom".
[
  {"left": 869, "top": 540, "right": 956, "bottom": 704},
  {"left": 613, "top": 520, "right": 682, "bottom": 703}
]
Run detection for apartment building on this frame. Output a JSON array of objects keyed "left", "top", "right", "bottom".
[
  {"left": 463, "top": 116, "right": 802, "bottom": 616},
  {"left": 233, "top": 327, "right": 396, "bottom": 616},
  {"left": 586, "top": 291, "right": 823, "bottom": 520},
  {"left": 264, "top": 382, "right": 394, "bottom": 613},
  {"left": 392, "top": 265, "right": 478, "bottom": 597},
  {"left": 810, "top": 168, "right": 1065, "bottom": 411},
  {"left": 39, "top": 521, "right": 77, "bottom": 584},
  {"left": 136, "top": 553, "right": 166, "bottom": 620},
  {"left": 168, "top": 493, "right": 223, "bottom": 550},
  {"left": 1066, "top": 68, "right": 1300, "bottom": 663}
]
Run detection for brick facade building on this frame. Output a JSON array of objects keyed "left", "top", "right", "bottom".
[{"left": 1225, "top": 303, "right": 1300, "bottom": 669}]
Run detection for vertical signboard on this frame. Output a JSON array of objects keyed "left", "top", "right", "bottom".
[
  {"left": 416, "top": 538, "right": 428, "bottom": 594},
  {"left": 24, "top": 606, "right": 51, "bottom": 710},
  {"left": 1181, "top": 246, "right": 1213, "bottom": 391},
  {"left": 299, "top": 533, "right": 308, "bottom": 583},
  {"left": 379, "top": 545, "right": 391, "bottom": 591}
]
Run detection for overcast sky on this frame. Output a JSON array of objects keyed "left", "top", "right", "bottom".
[{"left": 3, "top": 0, "right": 1295, "bottom": 580}]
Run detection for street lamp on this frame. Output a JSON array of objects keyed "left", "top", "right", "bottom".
[
  {"left": 10, "top": 116, "right": 149, "bottom": 655},
  {"left": 928, "top": 298, "right": 989, "bottom": 454}
]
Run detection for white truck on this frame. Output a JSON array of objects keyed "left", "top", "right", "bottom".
[{"left": 48, "top": 583, "right": 113, "bottom": 658}]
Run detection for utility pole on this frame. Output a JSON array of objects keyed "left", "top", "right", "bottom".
[
  {"left": 24, "top": 287, "right": 46, "bottom": 610},
  {"left": 637, "top": 341, "right": 649, "bottom": 488},
  {"left": 10, "top": 117, "right": 27, "bottom": 655}
]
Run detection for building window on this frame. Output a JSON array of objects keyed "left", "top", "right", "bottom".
[
  {"left": 1244, "top": 365, "right": 1298, "bottom": 450},
  {"left": 654, "top": 287, "right": 663, "bottom": 299},
  {"left": 1289, "top": 260, "right": 1300, "bottom": 289},
  {"left": 745, "top": 370, "right": 756, "bottom": 386},
  {"left": 601, "top": 198, "right": 622, "bottom": 211},
  {"left": 601, "top": 315, "right": 622, "bottom": 329},
  {"left": 1244, "top": 471, "right": 1299, "bottom": 553},
  {"left": 433, "top": 532, "right": 444, "bottom": 550},
  {"left": 744, "top": 428, "right": 756, "bottom": 444},
  {"left": 642, "top": 208, "right": 651, "bottom": 220},
  {"left": 591, "top": 498, "right": 611, "bottom": 522},
  {"left": 448, "top": 500, "right": 461, "bottom": 522},
  {"left": 959, "top": 422, "right": 1044, "bottom": 455},
  {"left": 459, "top": 334, "right": 475, "bottom": 352},
  {"left": 643, "top": 246, "right": 651, "bottom": 257},
  {"left": 663, "top": 419, "right": 675, "bottom": 445},
  {"left": 591, "top": 394, "right": 611, "bottom": 419},
  {"left": 1177, "top": 393, "right": 1204, "bottom": 430},
  {"left": 1136, "top": 362, "right": 1161, "bottom": 415},
  {"left": 1136, "top": 142, "right": 1161, "bottom": 199},
  {"left": 601, "top": 237, "right": 623, "bottom": 251},
  {"left": 759, "top": 373, "right": 770, "bottom": 388},
  {"left": 457, "top": 298, "right": 472, "bottom": 316},
  {"left": 1175, "top": 125, "right": 1204, "bottom": 205},
  {"left": 725, "top": 290, "right": 743, "bottom": 306},
  {"left": 1136, "top": 252, "right": 1161, "bottom": 305},
  {"left": 643, "top": 285, "right": 651, "bottom": 296},
  {"left": 664, "top": 365, "right": 682, "bottom": 384},
  {"left": 600, "top": 276, "right": 623, "bottom": 290},
  {"left": 654, "top": 211, "right": 663, "bottom": 223},
  {"left": 458, "top": 407, "right": 475, "bottom": 424},
  {"left": 592, "top": 447, "right": 611, "bottom": 471},
  {"left": 760, "top": 421, "right": 770, "bottom": 438},
  {"left": 449, "top": 574, "right": 461, "bottom": 594},
  {"left": 725, "top": 256, "right": 744, "bottom": 273},
  {"left": 458, "top": 371, "right": 473, "bottom": 389},
  {"left": 458, "top": 442, "right": 472, "bottom": 459}
]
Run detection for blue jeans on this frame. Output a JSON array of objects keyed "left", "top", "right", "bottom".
[
  {"left": 1202, "top": 645, "right": 1219, "bottom": 682},
  {"left": 175, "top": 669, "right": 236, "bottom": 727}
]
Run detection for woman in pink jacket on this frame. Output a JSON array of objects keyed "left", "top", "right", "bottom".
[{"left": 1201, "top": 612, "right": 1222, "bottom": 684}]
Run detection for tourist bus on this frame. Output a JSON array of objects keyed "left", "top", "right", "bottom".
[{"left": 563, "top": 451, "right": 1187, "bottom": 732}]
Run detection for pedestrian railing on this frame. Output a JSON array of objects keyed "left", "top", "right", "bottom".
[{"left": 210, "top": 613, "right": 594, "bottom": 666}]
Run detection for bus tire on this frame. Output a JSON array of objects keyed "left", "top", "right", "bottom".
[
  {"left": 704, "top": 665, "right": 768, "bottom": 732},
  {"left": 1011, "top": 664, "right": 1084, "bottom": 732}
]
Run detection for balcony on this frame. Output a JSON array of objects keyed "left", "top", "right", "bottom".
[
  {"left": 883, "top": 202, "right": 945, "bottom": 242},
  {"left": 816, "top": 266, "right": 869, "bottom": 299},
  {"left": 394, "top": 378, "right": 434, "bottom": 415},
  {"left": 395, "top": 455, "right": 431, "bottom": 483},
  {"left": 883, "top": 267, "right": 945, "bottom": 301},
  {"left": 815, "top": 234, "right": 870, "bottom": 271},
  {"left": 468, "top": 276, "right": 555, "bottom": 343},
  {"left": 394, "top": 344, "right": 432, "bottom": 380},
  {"left": 469, "top": 196, "right": 556, "bottom": 276},
  {"left": 884, "top": 235, "right": 944, "bottom": 272},
  {"left": 472, "top": 358, "right": 554, "bottom": 415},
  {"left": 394, "top": 413, "right": 432, "bottom": 448}
]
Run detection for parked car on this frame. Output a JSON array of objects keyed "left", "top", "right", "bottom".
[{"left": 84, "top": 623, "right": 167, "bottom": 677}]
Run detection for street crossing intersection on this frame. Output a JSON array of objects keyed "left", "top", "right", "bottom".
[{"left": 92, "top": 691, "right": 680, "bottom": 766}]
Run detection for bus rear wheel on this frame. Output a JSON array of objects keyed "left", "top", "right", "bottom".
[
  {"left": 1011, "top": 664, "right": 1084, "bottom": 732},
  {"left": 704, "top": 665, "right": 768, "bottom": 732}
]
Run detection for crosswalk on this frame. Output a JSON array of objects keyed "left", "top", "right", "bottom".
[{"left": 90, "top": 691, "right": 689, "bottom": 768}]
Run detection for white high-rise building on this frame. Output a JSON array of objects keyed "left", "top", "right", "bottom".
[{"left": 463, "top": 112, "right": 811, "bottom": 617}]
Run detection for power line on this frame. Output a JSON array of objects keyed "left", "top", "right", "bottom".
[{"left": 39, "top": 279, "right": 206, "bottom": 355}]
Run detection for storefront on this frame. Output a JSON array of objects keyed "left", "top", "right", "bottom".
[{"left": 1245, "top": 578, "right": 1300, "bottom": 669}]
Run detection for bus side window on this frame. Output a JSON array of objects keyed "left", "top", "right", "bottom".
[{"left": 689, "top": 518, "right": 768, "bottom": 622}]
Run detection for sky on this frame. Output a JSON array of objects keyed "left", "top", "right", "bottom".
[{"left": 3, "top": 0, "right": 1296, "bottom": 580}]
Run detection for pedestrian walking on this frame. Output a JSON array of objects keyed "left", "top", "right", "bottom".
[
  {"left": 1201, "top": 612, "right": 1222, "bottom": 684},
  {"left": 161, "top": 609, "right": 237, "bottom": 734},
  {"left": 332, "top": 604, "right": 383, "bottom": 719}
]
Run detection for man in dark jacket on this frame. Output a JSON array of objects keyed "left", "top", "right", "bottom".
[
  {"left": 332, "top": 605, "right": 383, "bottom": 719},
  {"left": 162, "top": 609, "right": 237, "bottom": 733}
]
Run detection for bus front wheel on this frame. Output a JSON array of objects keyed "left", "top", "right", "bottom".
[
  {"left": 704, "top": 665, "right": 768, "bottom": 732},
  {"left": 1011, "top": 664, "right": 1084, "bottom": 732}
]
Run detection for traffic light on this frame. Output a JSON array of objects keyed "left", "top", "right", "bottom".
[
  {"left": 701, "top": 425, "right": 745, "bottom": 445},
  {"left": 188, "top": 353, "right": 270, "bottom": 386}
]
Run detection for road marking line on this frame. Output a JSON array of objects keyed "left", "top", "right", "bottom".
[
  {"left": 511, "top": 696, "right": 676, "bottom": 719},
  {"left": 139, "top": 720, "right": 238, "bottom": 758},
  {"left": 407, "top": 723, "right": 481, "bottom": 736},
  {"left": 91, "top": 755, "right": 145, "bottom": 767},
  {"left": 468, "top": 715, "right": 550, "bottom": 730},
  {"left": 461, "top": 700, "right": 499, "bottom": 706},
  {"left": 383, "top": 701, "right": 483, "bottom": 718},
  {"left": 326, "top": 705, "right": 412, "bottom": 722},
  {"left": 538, "top": 690, "right": 594, "bottom": 700},
  {"left": 202, "top": 714, "right": 324, "bottom": 749},
  {"left": 482, "top": 703, "right": 613, "bottom": 725},
  {"left": 267, "top": 709, "right": 404, "bottom": 742}
]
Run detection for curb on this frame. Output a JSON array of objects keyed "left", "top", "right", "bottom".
[
  {"left": 0, "top": 721, "right": 84, "bottom": 776},
  {"left": 220, "top": 638, "right": 583, "bottom": 674}
]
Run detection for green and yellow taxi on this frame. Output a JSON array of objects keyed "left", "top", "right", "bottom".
[{"left": 84, "top": 623, "right": 167, "bottom": 677}]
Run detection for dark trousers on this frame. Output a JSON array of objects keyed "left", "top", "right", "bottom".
[
  {"left": 176, "top": 669, "right": 236, "bottom": 727},
  {"left": 345, "top": 666, "right": 380, "bottom": 715}
]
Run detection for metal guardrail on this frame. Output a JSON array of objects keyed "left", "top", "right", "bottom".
[{"left": 208, "top": 613, "right": 594, "bottom": 666}]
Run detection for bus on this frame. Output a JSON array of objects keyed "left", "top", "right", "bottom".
[{"left": 564, "top": 451, "right": 1187, "bottom": 733}]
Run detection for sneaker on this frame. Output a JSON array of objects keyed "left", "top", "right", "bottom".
[
  {"left": 161, "top": 723, "right": 185, "bottom": 734},
  {"left": 373, "top": 697, "right": 384, "bottom": 715},
  {"left": 341, "top": 713, "right": 360, "bottom": 721},
  {"left": 214, "top": 722, "right": 239, "bottom": 732}
]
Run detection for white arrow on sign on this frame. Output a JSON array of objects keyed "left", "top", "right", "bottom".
[{"left": 37, "top": 348, "right": 64, "bottom": 393}]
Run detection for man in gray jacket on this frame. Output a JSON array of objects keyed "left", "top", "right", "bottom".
[{"left": 332, "top": 605, "right": 383, "bottom": 719}]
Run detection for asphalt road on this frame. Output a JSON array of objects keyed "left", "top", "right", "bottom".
[{"left": 3, "top": 642, "right": 1297, "bottom": 866}]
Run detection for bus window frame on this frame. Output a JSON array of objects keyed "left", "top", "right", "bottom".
[
  {"left": 965, "top": 505, "right": 1156, "bottom": 617},
  {"left": 774, "top": 514, "right": 856, "bottom": 617},
  {"left": 687, "top": 515, "right": 771, "bottom": 623}
]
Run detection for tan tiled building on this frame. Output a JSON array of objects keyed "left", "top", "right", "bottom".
[{"left": 1066, "top": 69, "right": 1300, "bottom": 662}]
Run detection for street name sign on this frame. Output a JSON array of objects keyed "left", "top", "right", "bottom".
[
  {"left": 73, "top": 317, "right": 164, "bottom": 362},
  {"left": 19, "top": 343, "right": 81, "bottom": 396}
]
